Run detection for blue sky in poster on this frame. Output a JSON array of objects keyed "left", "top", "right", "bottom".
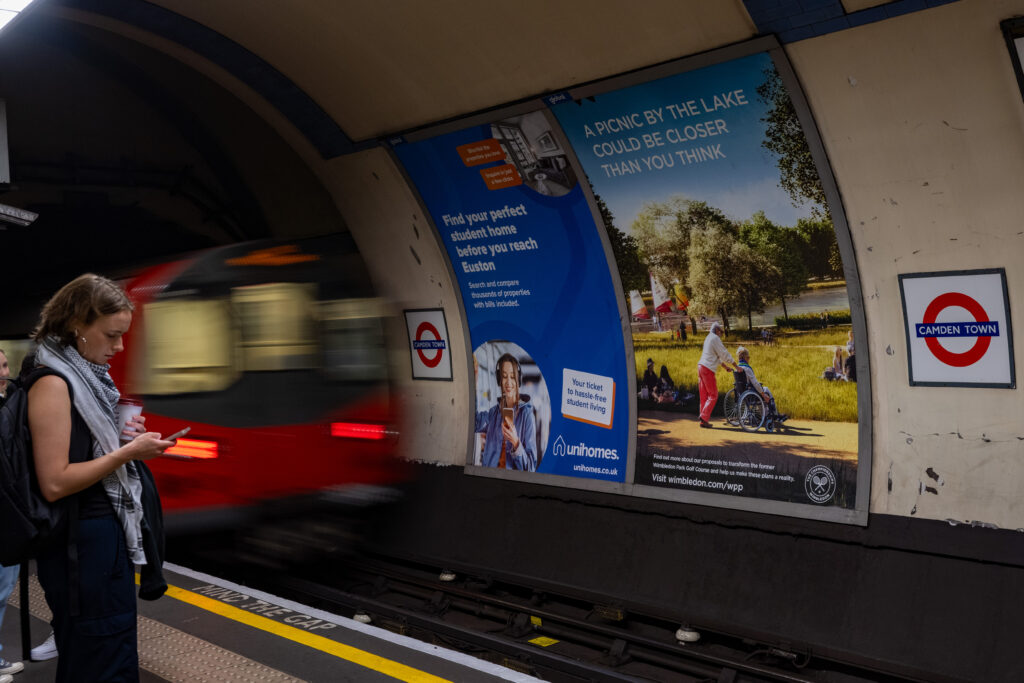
[{"left": 552, "top": 52, "right": 817, "bottom": 232}]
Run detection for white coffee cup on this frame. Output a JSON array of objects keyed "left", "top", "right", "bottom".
[{"left": 116, "top": 398, "right": 144, "bottom": 442}]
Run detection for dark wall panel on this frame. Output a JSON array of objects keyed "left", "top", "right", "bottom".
[{"left": 366, "top": 463, "right": 1023, "bottom": 681}]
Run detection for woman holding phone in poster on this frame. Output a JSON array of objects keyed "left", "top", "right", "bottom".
[{"left": 475, "top": 352, "right": 537, "bottom": 471}]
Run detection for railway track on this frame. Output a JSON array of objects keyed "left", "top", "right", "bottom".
[{"left": 172, "top": 535, "right": 925, "bottom": 682}]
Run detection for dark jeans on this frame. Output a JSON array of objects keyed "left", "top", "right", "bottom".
[{"left": 37, "top": 515, "right": 139, "bottom": 683}]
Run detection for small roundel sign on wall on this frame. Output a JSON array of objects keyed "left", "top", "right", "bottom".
[
  {"left": 404, "top": 308, "right": 453, "bottom": 380},
  {"left": 899, "top": 269, "right": 1015, "bottom": 388}
]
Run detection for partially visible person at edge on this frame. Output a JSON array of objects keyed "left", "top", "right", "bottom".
[
  {"left": 25, "top": 274, "right": 175, "bottom": 682},
  {"left": 0, "top": 350, "right": 26, "bottom": 683},
  {"left": 474, "top": 353, "right": 537, "bottom": 471},
  {"left": 697, "top": 322, "right": 737, "bottom": 428},
  {"left": 844, "top": 346, "right": 857, "bottom": 382},
  {"left": 0, "top": 349, "right": 9, "bottom": 403}
]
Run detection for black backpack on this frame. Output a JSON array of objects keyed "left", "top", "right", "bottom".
[
  {"left": 0, "top": 369, "right": 74, "bottom": 660},
  {"left": 0, "top": 374, "right": 66, "bottom": 566}
]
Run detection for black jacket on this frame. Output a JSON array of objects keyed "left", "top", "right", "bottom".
[{"left": 136, "top": 460, "right": 167, "bottom": 600}]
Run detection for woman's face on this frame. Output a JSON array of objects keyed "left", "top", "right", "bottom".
[
  {"left": 75, "top": 309, "right": 132, "bottom": 365},
  {"left": 499, "top": 360, "right": 519, "bottom": 404}
]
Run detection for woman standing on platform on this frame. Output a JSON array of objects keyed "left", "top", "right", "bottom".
[{"left": 26, "top": 274, "right": 174, "bottom": 682}]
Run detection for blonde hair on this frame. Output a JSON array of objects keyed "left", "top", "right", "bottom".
[
  {"left": 32, "top": 273, "right": 134, "bottom": 347},
  {"left": 737, "top": 346, "right": 750, "bottom": 361}
]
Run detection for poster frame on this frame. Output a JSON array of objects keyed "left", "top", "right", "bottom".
[{"left": 388, "top": 35, "right": 871, "bottom": 525}]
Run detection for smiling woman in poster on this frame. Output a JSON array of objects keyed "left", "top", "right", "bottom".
[{"left": 475, "top": 353, "right": 537, "bottom": 471}]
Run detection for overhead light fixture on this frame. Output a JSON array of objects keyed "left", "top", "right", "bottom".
[
  {"left": 0, "top": 1, "right": 37, "bottom": 34},
  {"left": 0, "top": 202, "right": 38, "bottom": 227}
]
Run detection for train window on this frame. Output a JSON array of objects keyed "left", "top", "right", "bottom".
[
  {"left": 317, "top": 298, "right": 388, "bottom": 381},
  {"left": 231, "top": 282, "right": 317, "bottom": 371},
  {"left": 139, "top": 299, "right": 237, "bottom": 394}
]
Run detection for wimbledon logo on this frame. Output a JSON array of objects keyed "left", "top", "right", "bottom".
[{"left": 804, "top": 465, "right": 837, "bottom": 504}]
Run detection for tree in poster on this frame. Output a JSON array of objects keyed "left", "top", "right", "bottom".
[
  {"left": 796, "top": 217, "right": 841, "bottom": 280},
  {"left": 686, "top": 226, "right": 735, "bottom": 331},
  {"left": 687, "top": 226, "right": 780, "bottom": 333},
  {"left": 632, "top": 197, "right": 735, "bottom": 330},
  {"left": 740, "top": 211, "right": 809, "bottom": 319},
  {"left": 594, "top": 192, "right": 646, "bottom": 295},
  {"left": 732, "top": 240, "right": 782, "bottom": 331},
  {"left": 758, "top": 65, "right": 828, "bottom": 219},
  {"left": 759, "top": 65, "right": 846, "bottom": 284}
]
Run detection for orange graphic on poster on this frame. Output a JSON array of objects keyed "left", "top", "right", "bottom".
[
  {"left": 457, "top": 139, "right": 505, "bottom": 166},
  {"left": 480, "top": 164, "right": 522, "bottom": 190}
]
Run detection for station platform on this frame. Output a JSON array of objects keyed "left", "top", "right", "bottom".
[{"left": 1, "top": 563, "right": 541, "bottom": 682}]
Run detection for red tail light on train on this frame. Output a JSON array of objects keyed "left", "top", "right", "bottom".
[{"left": 164, "top": 438, "right": 219, "bottom": 459}]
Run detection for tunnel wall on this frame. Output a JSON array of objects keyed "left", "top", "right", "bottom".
[
  {"left": 307, "top": 4, "right": 1024, "bottom": 675},
  {"left": 322, "top": 148, "right": 473, "bottom": 465},
  {"left": 318, "top": 0, "right": 1024, "bottom": 530},
  {"left": 786, "top": 0, "right": 1024, "bottom": 528}
]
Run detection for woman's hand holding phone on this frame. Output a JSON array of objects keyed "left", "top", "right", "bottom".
[
  {"left": 166, "top": 426, "right": 191, "bottom": 441},
  {"left": 122, "top": 432, "right": 175, "bottom": 462},
  {"left": 500, "top": 408, "right": 519, "bottom": 449}
]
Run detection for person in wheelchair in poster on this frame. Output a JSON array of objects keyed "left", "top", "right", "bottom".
[{"left": 723, "top": 346, "right": 788, "bottom": 433}]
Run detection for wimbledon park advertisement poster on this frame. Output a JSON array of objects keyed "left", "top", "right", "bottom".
[
  {"left": 394, "top": 112, "right": 631, "bottom": 482},
  {"left": 551, "top": 51, "right": 859, "bottom": 509}
]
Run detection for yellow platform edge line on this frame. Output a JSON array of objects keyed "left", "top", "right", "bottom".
[{"left": 138, "top": 575, "right": 450, "bottom": 683}]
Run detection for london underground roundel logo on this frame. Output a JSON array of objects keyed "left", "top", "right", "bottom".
[
  {"left": 413, "top": 321, "right": 446, "bottom": 368},
  {"left": 915, "top": 292, "right": 998, "bottom": 367}
]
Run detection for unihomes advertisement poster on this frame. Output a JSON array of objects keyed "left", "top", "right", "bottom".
[
  {"left": 395, "top": 110, "right": 629, "bottom": 482},
  {"left": 551, "top": 51, "right": 859, "bottom": 510}
]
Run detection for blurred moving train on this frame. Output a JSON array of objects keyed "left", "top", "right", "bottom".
[{"left": 5, "top": 234, "right": 407, "bottom": 551}]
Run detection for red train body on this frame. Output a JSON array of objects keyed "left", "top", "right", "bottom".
[{"left": 108, "top": 235, "right": 407, "bottom": 531}]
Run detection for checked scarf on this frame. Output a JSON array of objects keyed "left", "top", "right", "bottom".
[{"left": 36, "top": 337, "right": 147, "bottom": 565}]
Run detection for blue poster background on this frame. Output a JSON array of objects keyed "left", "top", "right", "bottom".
[{"left": 395, "top": 117, "right": 629, "bottom": 482}]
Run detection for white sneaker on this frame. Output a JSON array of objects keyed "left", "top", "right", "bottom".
[
  {"left": 0, "top": 658, "right": 22, "bottom": 675},
  {"left": 0, "top": 673, "right": 12, "bottom": 683},
  {"left": 30, "top": 631, "right": 58, "bottom": 661}
]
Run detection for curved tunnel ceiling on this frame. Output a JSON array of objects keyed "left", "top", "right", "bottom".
[
  {"left": 0, "top": 0, "right": 941, "bottom": 334},
  {"left": 48, "top": 0, "right": 760, "bottom": 152},
  {"left": 0, "top": 4, "right": 350, "bottom": 335}
]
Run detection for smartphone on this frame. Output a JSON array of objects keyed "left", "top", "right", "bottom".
[
  {"left": 501, "top": 407, "right": 514, "bottom": 426},
  {"left": 166, "top": 426, "right": 191, "bottom": 441}
]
